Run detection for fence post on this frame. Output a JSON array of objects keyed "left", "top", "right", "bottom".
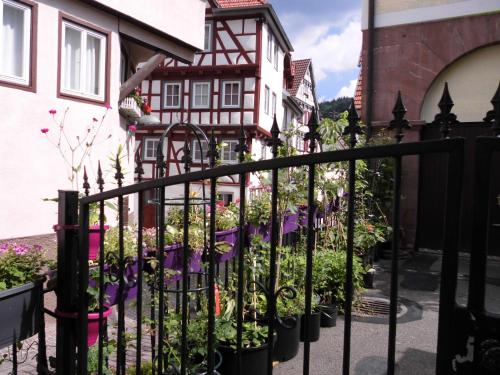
[{"left": 55, "top": 190, "right": 79, "bottom": 375}]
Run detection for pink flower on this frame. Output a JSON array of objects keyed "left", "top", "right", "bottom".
[
  {"left": 128, "top": 124, "right": 137, "bottom": 133},
  {"left": 105, "top": 103, "right": 112, "bottom": 110},
  {"left": 41, "top": 128, "right": 49, "bottom": 134},
  {"left": 49, "top": 109, "right": 57, "bottom": 115},
  {"left": 92, "top": 117, "right": 98, "bottom": 122}
]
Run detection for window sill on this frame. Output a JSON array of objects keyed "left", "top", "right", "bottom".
[
  {"left": 0, "top": 78, "right": 35, "bottom": 93},
  {"left": 58, "top": 91, "right": 107, "bottom": 106}
]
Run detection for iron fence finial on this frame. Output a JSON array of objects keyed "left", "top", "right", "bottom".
[
  {"left": 388, "top": 91, "right": 411, "bottom": 143},
  {"left": 433, "top": 82, "right": 458, "bottom": 138},
  {"left": 305, "top": 109, "right": 321, "bottom": 153},
  {"left": 234, "top": 123, "right": 248, "bottom": 162},
  {"left": 114, "top": 152, "right": 124, "bottom": 188},
  {"left": 83, "top": 166, "right": 90, "bottom": 196},
  {"left": 343, "top": 99, "right": 362, "bottom": 148},
  {"left": 207, "top": 127, "right": 219, "bottom": 168},
  {"left": 267, "top": 114, "right": 283, "bottom": 157},
  {"left": 97, "top": 161, "right": 104, "bottom": 193},
  {"left": 181, "top": 138, "right": 192, "bottom": 172},
  {"left": 484, "top": 81, "right": 500, "bottom": 137},
  {"left": 135, "top": 152, "right": 144, "bottom": 183}
]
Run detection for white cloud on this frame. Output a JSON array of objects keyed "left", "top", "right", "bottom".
[
  {"left": 335, "top": 79, "right": 358, "bottom": 98},
  {"left": 290, "top": 18, "right": 362, "bottom": 82}
]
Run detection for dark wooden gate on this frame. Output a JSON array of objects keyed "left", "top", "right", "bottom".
[{"left": 418, "top": 122, "right": 500, "bottom": 255}]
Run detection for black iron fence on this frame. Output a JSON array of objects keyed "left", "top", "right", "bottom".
[{"left": 48, "top": 82, "right": 500, "bottom": 375}]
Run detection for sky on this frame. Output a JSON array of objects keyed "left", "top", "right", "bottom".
[{"left": 269, "top": 0, "right": 362, "bottom": 102}]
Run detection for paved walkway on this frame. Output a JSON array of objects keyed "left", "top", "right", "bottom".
[{"left": 2, "top": 250, "right": 500, "bottom": 374}]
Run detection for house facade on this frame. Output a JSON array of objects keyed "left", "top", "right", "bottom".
[
  {"left": 136, "top": 0, "right": 318, "bottom": 226},
  {"left": 358, "top": 0, "right": 500, "bottom": 250},
  {"left": 0, "top": 0, "right": 206, "bottom": 239}
]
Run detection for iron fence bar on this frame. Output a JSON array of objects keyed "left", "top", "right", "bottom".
[
  {"left": 78, "top": 202, "right": 90, "bottom": 374},
  {"left": 436, "top": 139, "right": 464, "bottom": 374},
  {"left": 207, "top": 178, "right": 217, "bottom": 374},
  {"left": 387, "top": 155, "right": 402, "bottom": 375},
  {"left": 468, "top": 137, "right": 499, "bottom": 312},
  {"left": 12, "top": 338, "right": 17, "bottom": 375},
  {"left": 136, "top": 190, "right": 144, "bottom": 375},
  {"left": 98, "top": 200, "right": 106, "bottom": 375},
  {"left": 342, "top": 103, "right": 361, "bottom": 375},
  {"left": 56, "top": 190, "right": 78, "bottom": 375},
  {"left": 81, "top": 139, "right": 463, "bottom": 204},
  {"left": 266, "top": 116, "right": 281, "bottom": 375},
  {"left": 116, "top": 195, "right": 126, "bottom": 375},
  {"left": 157, "top": 185, "right": 166, "bottom": 374},
  {"left": 180, "top": 139, "right": 192, "bottom": 375},
  {"left": 235, "top": 121, "right": 248, "bottom": 375},
  {"left": 303, "top": 110, "right": 320, "bottom": 375}
]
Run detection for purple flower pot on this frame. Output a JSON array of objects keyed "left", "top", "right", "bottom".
[
  {"left": 215, "top": 227, "right": 239, "bottom": 263},
  {"left": 283, "top": 213, "right": 299, "bottom": 234}
]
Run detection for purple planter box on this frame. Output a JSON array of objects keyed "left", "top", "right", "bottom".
[
  {"left": 162, "top": 244, "right": 203, "bottom": 284},
  {"left": 215, "top": 227, "right": 239, "bottom": 263},
  {"left": 283, "top": 212, "right": 299, "bottom": 234},
  {"left": 247, "top": 223, "right": 270, "bottom": 242}
]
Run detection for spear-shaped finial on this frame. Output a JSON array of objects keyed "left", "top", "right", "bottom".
[
  {"left": 181, "top": 138, "right": 192, "bottom": 173},
  {"left": 484, "top": 81, "right": 500, "bottom": 137},
  {"left": 267, "top": 114, "right": 283, "bottom": 157},
  {"left": 304, "top": 109, "right": 321, "bottom": 153},
  {"left": 83, "top": 166, "right": 90, "bottom": 196},
  {"left": 388, "top": 91, "right": 411, "bottom": 143},
  {"left": 343, "top": 99, "right": 362, "bottom": 148},
  {"left": 97, "top": 161, "right": 104, "bottom": 193},
  {"left": 135, "top": 152, "right": 144, "bottom": 183},
  {"left": 433, "top": 82, "right": 458, "bottom": 138},
  {"left": 114, "top": 152, "right": 124, "bottom": 188},
  {"left": 206, "top": 128, "right": 219, "bottom": 169},
  {"left": 234, "top": 123, "right": 248, "bottom": 163}
]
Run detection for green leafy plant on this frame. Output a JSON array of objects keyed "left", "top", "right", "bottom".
[
  {"left": 214, "top": 202, "right": 239, "bottom": 230},
  {"left": 0, "top": 243, "right": 51, "bottom": 291}
]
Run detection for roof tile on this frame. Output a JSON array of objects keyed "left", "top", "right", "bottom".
[
  {"left": 290, "top": 59, "right": 311, "bottom": 97},
  {"left": 216, "top": 0, "right": 266, "bottom": 8}
]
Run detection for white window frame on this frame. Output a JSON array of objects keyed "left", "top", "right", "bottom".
[
  {"left": 143, "top": 138, "right": 160, "bottom": 161},
  {"left": 192, "top": 139, "right": 209, "bottom": 163},
  {"left": 272, "top": 92, "right": 277, "bottom": 117},
  {"left": 221, "top": 80, "right": 241, "bottom": 108},
  {"left": 61, "top": 20, "right": 106, "bottom": 101},
  {"left": 273, "top": 43, "right": 279, "bottom": 70},
  {"left": 217, "top": 192, "right": 234, "bottom": 206},
  {"left": 204, "top": 22, "right": 212, "bottom": 52},
  {"left": 0, "top": 0, "right": 32, "bottom": 86},
  {"left": 163, "top": 82, "right": 182, "bottom": 109},
  {"left": 192, "top": 81, "right": 211, "bottom": 109},
  {"left": 266, "top": 31, "right": 272, "bottom": 62},
  {"left": 220, "top": 139, "right": 238, "bottom": 164},
  {"left": 264, "top": 85, "right": 270, "bottom": 115}
]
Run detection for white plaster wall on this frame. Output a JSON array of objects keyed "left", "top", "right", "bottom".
[
  {"left": 420, "top": 44, "right": 500, "bottom": 123},
  {"left": 0, "top": 0, "right": 155, "bottom": 238},
  {"left": 92, "top": 0, "right": 206, "bottom": 50},
  {"left": 362, "top": 0, "right": 500, "bottom": 29},
  {"left": 259, "top": 24, "right": 285, "bottom": 133}
]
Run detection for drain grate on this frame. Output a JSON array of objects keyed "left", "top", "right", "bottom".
[{"left": 354, "top": 296, "right": 405, "bottom": 317}]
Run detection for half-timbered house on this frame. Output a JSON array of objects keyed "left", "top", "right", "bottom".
[{"left": 136, "top": 0, "right": 317, "bottom": 226}]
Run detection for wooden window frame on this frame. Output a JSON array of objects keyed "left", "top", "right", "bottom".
[
  {"left": 191, "top": 138, "right": 209, "bottom": 163},
  {"left": 163, "top": 81, "right": 182, "bottom": 109},
  {"left": 221, "top": 80, "right": 241, "bottom": 109},
  {"left": 220, "top": 139, "right": 238, "bottom": 164},
  {"left": 57, "top": 12, "right": 111, "bottom": 106},
  {"left": 0, "top": 0, "right": 37, "bottom": 92},
  {"left": 191, "top": 81, "right": 211, "bottom": 109},
  {"left": 204, "top": 22, "right": 212, "bottom": 52}
]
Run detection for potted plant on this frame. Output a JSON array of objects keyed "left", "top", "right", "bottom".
[
  {"left": 274, "top": 285, "right": 303, "bottom": 361},
  {"left": 0, "top": 243, "right": 52, "bottom": 349}
]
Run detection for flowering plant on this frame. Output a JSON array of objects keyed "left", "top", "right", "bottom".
[
  {"left": 0, "top": 243, "right": 52, "bottom": 291},
  {"left": 214, "top": 201, "right": 239, "bottom": 231},
  {"left": 41, "top": 107, "right": 112, "bottom": 190}
]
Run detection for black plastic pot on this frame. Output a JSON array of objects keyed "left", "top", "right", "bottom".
[
  {"left": 300, "top": 311, "right": 321, "bottom": 342},
  {"left": 364, "top": 271, "right": 375, "bottom": 289},
  {"left": 274, "top": 315, "right": 300, "bottom": 362},
  {"left": 319, "top": 304, "right": 338, "bottom": 328},
  {"left": 218, "top": 342, "right": 269, "bottom": 375},
  {"left": 0, "top": 279, "right": 43, "bottom": 349}
]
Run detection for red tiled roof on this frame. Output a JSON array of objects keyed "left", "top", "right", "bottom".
[
  {"left": 216, "top": 0, "right": 266, "bottom": 8},
  {"left": 290, "top": 59, "right": 311, "bottom": 97},
  {"left": 354, "top": 55, "right": 362, "bottom": 111}
]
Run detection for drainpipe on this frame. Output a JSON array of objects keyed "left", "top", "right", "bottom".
[{"left": 365, "top": 0, "right": 375, "bottom": 140}]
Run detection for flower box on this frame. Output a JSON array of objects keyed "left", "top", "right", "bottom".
[
  {"left": 215, "top": 227, "right": 239, "bottom": 263},
  {"left": 118, "top": 97, "right": 141, "bottom": 120},
  {"left": 0, "top": 279, "right": 43, "bottom": 349}
]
